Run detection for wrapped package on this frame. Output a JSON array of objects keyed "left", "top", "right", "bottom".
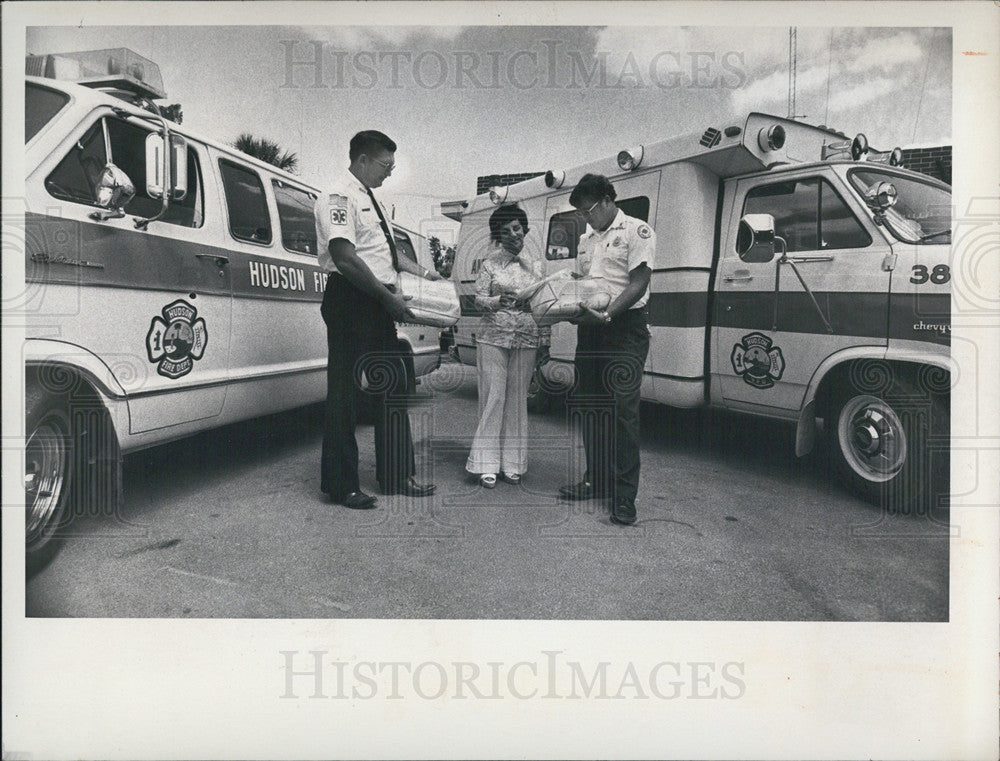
[
  {"left": 520, "top": 269, "right": 611, "bottom": 326},
  {"left": 396, "top": 271, "right": 461, "bottom": 327}
]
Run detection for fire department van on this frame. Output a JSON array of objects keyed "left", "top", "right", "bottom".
[
  {"left": 20, "top": 49, "right": 441, "bottom": 572},
  {"left": 447, "top": 113, "right": 951, "bottom": 511}
]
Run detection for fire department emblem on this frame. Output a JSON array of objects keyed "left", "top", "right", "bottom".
[
  {"left": 731, "top": 332, "right": 785, "bottom": 389},
  {"left": 146, "top": 299, "right": 208, "bottom": 378}
]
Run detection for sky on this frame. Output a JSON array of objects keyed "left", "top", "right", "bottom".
[{"left": 26, "top": 24, "right": 952, "bottom": 242}]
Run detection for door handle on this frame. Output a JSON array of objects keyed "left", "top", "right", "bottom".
[
  {"left": 784, "top": 255, "right": 834, "bottom": 264},
  {"left": 724, "top": 270, "right": 753, "bottom": 282},
  {"left": 196, "top": 253, "right": 229, "bottom": 267}
]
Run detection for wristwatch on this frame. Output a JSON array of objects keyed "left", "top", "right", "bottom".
[{"left": 603, "top": 311, "right": 612, "bottom": 323}]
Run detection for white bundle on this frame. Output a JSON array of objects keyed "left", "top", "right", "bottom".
[
  {"left": 396, "top": 271, "right": 461, "bottom": 327},
  {"left": 518, "top": 269, "right": 611, "bottom": 327}
]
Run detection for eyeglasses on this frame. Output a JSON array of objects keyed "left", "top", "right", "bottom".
[
  {"left": 368, "top": 155, "right": 395, "bottom": 171},
  {"left": 578, "top": 200, "right": 601, "bottom": 218}
]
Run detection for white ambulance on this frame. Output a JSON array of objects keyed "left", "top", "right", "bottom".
[
  {"left": 447, "top": 114, "right": 951, "bottom": 511},
  {"left": 20, "top": 49, "right": 441, "bottom": 572}
]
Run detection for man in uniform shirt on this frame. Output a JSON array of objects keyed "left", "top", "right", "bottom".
[
  {"left": 559, "top": 173, "right": 654, "bottom": 526},
  {"left": 315, "top": 130, "right": 437, "bottom": 508}
]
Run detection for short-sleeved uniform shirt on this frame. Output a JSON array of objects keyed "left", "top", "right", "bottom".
[
  {"left": 314, "top": 172, "right": 396, "bottom": 284},
  {"left": 576, "top": 209, "right": 656, "bottom": 309}
]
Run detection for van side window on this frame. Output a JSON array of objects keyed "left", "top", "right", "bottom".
[
  {"left": 394, "top": 229, "right": 418, "bottom": 266},
  {"left": 272, "top": 180, "right": 317, "bottom": 255},
  {"left": 545, "top": 195, "right": 651, "bottom": 260},
  {"left": 742, "top": 178, "right": 872, "bottom": 253},
  {"left": 26, "top": 82, "right": 69, "bottom": 142},
  {"left": 220, "top": 160, "right": 272, "bottom": 245},
  {"left": 45, "top": 116, "right": 204, "bottom": 228},
  {"left": 617, "top": 196, "right": 650, "bottom": 222},
  {"left": 45, "top": 120, "right": 106, "bottom": 204}
]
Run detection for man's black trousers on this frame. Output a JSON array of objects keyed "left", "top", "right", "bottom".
[{"left": 320, "top": 274, "right": 415, "bottom": 498}]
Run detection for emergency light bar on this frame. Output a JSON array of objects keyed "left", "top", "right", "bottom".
[
  {"left": 25, "top": 48, "right": 166, "bottom": 100},
  {"left": 820, "top": 133, "right": 903, "bottom": 166},
  {"left": 866, "top": 147, "right": 905, "bottom": 167},
  {"left": 821, "top": 133, "right": 868, "bottom": 161}
]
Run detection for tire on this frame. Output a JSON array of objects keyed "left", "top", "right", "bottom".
[
  {"left": 25, "top": 385, "right": 73, "bottom": 576},
  {"left": 826, "top": 372, "right": 949, "bottom": 514}
]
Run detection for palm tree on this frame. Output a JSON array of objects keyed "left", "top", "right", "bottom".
[{"left": 232, "top": 133, "right": 298, "bottom": 173}]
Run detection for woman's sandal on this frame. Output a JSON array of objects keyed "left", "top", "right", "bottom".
[
  {"left": 480, "top": 473, "right": 497, "bottom": 489},
  {"left": 501, "top": 472, "right": 521, "bottom": 485}
]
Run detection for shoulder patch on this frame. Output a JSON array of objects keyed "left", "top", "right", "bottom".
[
  {"left": 636, "top": 224, "right": 652, "bottom": 239},
  {"left": 328, "top": 193, "right": 348, "bottom": 206}
]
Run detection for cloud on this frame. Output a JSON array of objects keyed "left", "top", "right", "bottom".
[
  {"left": 826, "top": 76, "right": 900, "bottom": 112},
  {"left": 841, "top": 31, "right": 924, "bottom": 74},
  {"left": 295, "top": 25, "right": 466, "bottom": 50},
  {"left": 730, "top": 62, "right": 834, "bottom": 114}
]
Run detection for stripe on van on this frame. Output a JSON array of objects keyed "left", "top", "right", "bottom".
[
  {"left": 712, "top": 290, "right": 950, "bottom": 345},
  {"left": 25, "top": 214, "right": 327, "bottom": 303}
]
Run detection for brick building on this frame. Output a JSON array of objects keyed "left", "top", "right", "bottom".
[
  {"left": 899, "top": 145, "right": 952, "bottom": 184},
  {"left": 476, "top": 171, "right": 545, "bottom": 196}
]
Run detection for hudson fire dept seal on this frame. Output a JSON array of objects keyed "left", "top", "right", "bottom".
[
  {"left": 731, "top": 332, "right": 785, "bottom": 389},
  {"left": 146, "top": 299, "right": 208, "bottom": 378}
]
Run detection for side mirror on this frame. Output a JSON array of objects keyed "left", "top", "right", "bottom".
[
  {"left": 145, "top": 132, "right": 188, "bottom": 201},
  {"left": 864, "top": 182, "right": 898, "bottom": 214},
  {"left": 736, "top": 213, "right": 778, "bottom": 263},
  {"left": 95, "top": 162, "right": 136, "bottom": 210}
]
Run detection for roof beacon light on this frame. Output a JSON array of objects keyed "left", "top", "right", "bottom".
[
  {"left": 850, "top": 133, "right": 869, "bottom": 161},
  {"left": 868, "top": 147, "right": 904, "bottom": 167},
  {"left": 757, "top": 124, "right": 786, "bottom": 152},
  {"left": 488, "top": 186, "right": 508, "bottom": 205},
  {"left": 617, "top": 145, "right": 644, "bottom": 171},
  {"left": 544, "top": 170, "right": 565, "bottom": 189}
]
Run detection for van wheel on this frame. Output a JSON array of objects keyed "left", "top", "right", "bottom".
[
  {"left": 25, "top": 386, "right": 73, "bottom": 576},
  {"left": 827, "top": 377, "right": 949, "bottom": 514}
]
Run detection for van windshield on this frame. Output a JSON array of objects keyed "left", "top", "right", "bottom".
[{"left": 849, "top": 169, "right": 952, "bottom": 245}]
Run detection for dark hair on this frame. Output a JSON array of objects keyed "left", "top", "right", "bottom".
[
  {"left": 488, "top": 204, "right": 529, "bottom": 243},
  {"left": 569, "top": 173, "right": 617, "bottom": 206},
  {"left": 349, "top": 130, "right": 397, "bottom": 161}
]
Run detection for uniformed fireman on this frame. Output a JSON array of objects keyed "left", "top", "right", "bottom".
[
  {"left": 314, "top": 130, "right": 438, "bottom": 508},
  {"left": 559, "top": 173, "right": 654, "bottom": 526}
]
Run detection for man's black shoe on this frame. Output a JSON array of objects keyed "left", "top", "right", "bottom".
[
  {"left": 610, "top": 500, "right": 637, "bottom": 526},
  {"left": 380, "top": 476, "right": 436, "bottom": 497},
  {"left": 336, "top": 491, "right": 377, "bottom": 510},
  {"left": 558, "top": 480, "right": 605, "bottom": 501}
]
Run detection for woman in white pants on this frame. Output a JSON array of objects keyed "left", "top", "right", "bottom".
[{"left": 466, "top": 204, "right": 550, "bottom": 487}]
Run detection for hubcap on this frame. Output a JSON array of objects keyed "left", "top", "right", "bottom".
[
  {"left": 838, "top": 395, "right": 907, "bottom": 482},
  {"left": 24, "top": 418, "right": 68, "bottom": 546}
]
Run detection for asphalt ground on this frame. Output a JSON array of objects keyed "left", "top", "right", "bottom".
[{"left": 26, "top": 358, "right": 950, "bottom": 620}]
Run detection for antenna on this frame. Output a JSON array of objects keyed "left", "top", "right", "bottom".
[
  {"left": 787, "top": 27, "right": 797, "bottom": 120},
  {"left": 786, "top": 27, "right": 807, "bottom": 121}
]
